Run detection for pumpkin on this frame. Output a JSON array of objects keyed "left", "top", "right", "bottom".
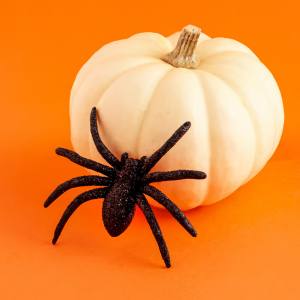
[{"left": 70, "top": 25, "right": 284, "bottom": 210}]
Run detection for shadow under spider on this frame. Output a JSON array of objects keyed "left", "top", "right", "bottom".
[{"left": 44, "top": 107, "right": 207, "bottom": 268}]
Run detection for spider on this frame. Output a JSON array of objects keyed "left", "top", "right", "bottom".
[{"left": 44, "top": 107, "right": 207, "bottom": 268}]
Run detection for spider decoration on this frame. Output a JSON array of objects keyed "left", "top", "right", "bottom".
[{"left": 44, "top": 107, "right": 207, "bottom": 268}]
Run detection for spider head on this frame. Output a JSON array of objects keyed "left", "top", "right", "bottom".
[
  {"left": 119, "top": 152, "right": 141, "bottom": 174},
  {"left": 120, "top": 152, "right": 147, "bottom": 169},
  {"left": 117, "top": 152, "right": 148, "bottom": 188}
]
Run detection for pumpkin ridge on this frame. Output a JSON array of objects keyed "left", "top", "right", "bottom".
[
  {"left": 89, "top": 62, "right": 172, "bottom": 156},
  {"left": 72, "top": 56, "right": 163, "bottom": 101},
  {"left": 81, "top": 61, "right": 169, "bottom": 157},
  {"left": 247, "top": 65, "right": 284, "bottom": 155},
  {"left": 72, "top": 34, "right": 171, "bottom": 94},
  {"left": 198, "top": 52, "right": 282, "bottom": 155},
  {"left": 194, "top": 70, "right": 256, "bottom": 202},
  {"left": 192, "top": 73, "right": 211, "bottom": 203},
  {"left": 195, "top": 69, "right": 258, "bottom": 182},
  {"left": 135, "top": 67, "right": 175, "bottom": 158}
]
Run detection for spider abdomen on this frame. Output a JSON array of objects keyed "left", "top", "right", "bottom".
[
  {"left": 102, "top": 157, "right": 139, "bottom": 237},
  {"left": 103, "top": 187, "right": 136, "bottom": 237}
]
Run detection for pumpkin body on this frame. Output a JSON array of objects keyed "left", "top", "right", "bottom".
[{"left": 70, "top": 28, "right": 284, "bottom": 210}]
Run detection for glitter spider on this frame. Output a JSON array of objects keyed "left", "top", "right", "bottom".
[{"left": 44, "top": 107, "right": 207, "bottom": 268}]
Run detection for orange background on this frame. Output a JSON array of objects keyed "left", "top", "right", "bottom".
[{"left": 1, "top": 1, "right": 300, "bottom": 299}]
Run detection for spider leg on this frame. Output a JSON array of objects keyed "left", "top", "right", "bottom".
[
  {"left": 142, "top": 122, "right": 191, "bottom": 175},
  {"left": 52, "top": 187, "right": 108, "bottom": 245},
  {"left": 136, "top": 194, "right": 171, "bottom": 268},
  {"left": 144, "top": 170, "right": 206, "bottom": 184},
  {"left": 143, "top": 185, "right": 197, "bottom": 237},
  {"left": 44, "top": 175, "right": 111, "bottom": 208},
  {"left": 90, "top": 107, "right": 121, "bottom": 169},
  {"left": 56, "top": 148, "right": 115, "bottom": 177}
]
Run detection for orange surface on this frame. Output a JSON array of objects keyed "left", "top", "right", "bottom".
[{"left": 1, "top": 1, "right": 300, "bottom": 299}]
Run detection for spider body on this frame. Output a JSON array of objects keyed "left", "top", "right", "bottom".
[
  {"left": 103, "top": 157, "right": 140, "bottom": 237},
  {"left": 44, "top": 107, "right": 207, "bottom": 268}
]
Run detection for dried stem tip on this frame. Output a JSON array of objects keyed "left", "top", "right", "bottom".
[{"left": 163, "top": 25, "right": 201, "bottom": 69}]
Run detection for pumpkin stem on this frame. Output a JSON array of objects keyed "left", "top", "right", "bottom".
[{"left": 163, "top": 25, "right": 201, "bottom": 69}]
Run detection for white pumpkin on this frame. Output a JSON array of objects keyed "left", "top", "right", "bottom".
[{"left": 70, "top": 25, "right": 284, "bottom": 210}]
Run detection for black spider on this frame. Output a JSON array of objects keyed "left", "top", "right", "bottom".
[{"left": 44, "top": 107, "right": 207, "bottom": 268}]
